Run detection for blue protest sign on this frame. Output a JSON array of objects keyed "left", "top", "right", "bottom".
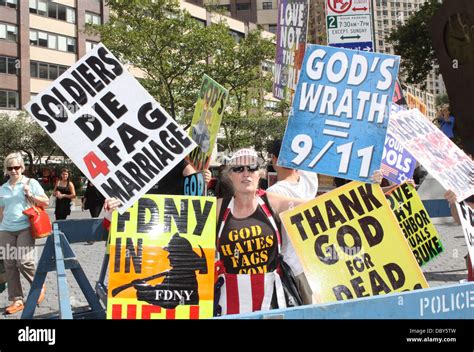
[
  {"left": 381, "top": 132, "right": 416, "bottom": 184},
  {"left": 278, "top": 45, "right": 400, "bottom": 182},
  {"left": 183, "top": 172, "right": 205, "bottom": 196}
]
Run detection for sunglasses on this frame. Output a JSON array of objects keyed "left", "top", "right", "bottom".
[
  {"left": 231, "top": 165, "right": 259, "bottom": 173},
  {"left": 7, "top": 166, "right": 21, "bottom": 171}
]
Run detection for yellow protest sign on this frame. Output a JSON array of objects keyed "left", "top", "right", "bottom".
[
  {"left": 406, "top": 92, "right": 427, "bottom": 117},
  {"left": 385, "top": 182, "right": 443, "bottom": 266},
  {"left": 280, "top": 181, "right": 428, "bottom": 304},
  {"left": 107, "top": 195, "right": 216, "bottom": 319},
  {"left": 187, "top": 74, "right": 228, "bottom": 170}
]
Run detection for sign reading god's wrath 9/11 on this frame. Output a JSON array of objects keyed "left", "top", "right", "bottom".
[
  {"left": 278, "top": 45, "right": 399, "bottom": 182},
  {"left": 24, "top": 44, "right": 196, "bottom": 213},
  {"left": 273, "top": 0, "right": 309, "bottom": 103}
]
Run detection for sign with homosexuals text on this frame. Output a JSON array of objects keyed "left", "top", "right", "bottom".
[
  {"left": 455, "top": 202, "right": 474, "bottom": 268},
  {"left": 107, "top": 195, "right": 216, "bottom": 319},
  {"left": 187, "top": 75, "right": 228, "bottom": 171},
  {"left": 385, "top": 182, "right": 443, "bottom": 266},
  {"left": 273, "top": 0, "right": 309, "bottom": 103},
  {"left": 24, "top": 44, "right": 196, "bottom": 213},
  {"left": 381, "top": 131, "right": 416, "bottom": 184},
  {"left": 389, "top": 109, "right": 474, "bottom": 201},
  {"left": 278, "top": 45, "right": 400, "bottom": 182},
  {"left": 280, "top": 181, "right": 428, "bottom": 304}
]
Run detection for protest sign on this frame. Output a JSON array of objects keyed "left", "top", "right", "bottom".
[
  {"left": 406, "top": 92, "right": 427, "bottom": 118},
  {"left": 24, "top": 44, "right": 196, "bottom": 213},
  {"left": 385, "top": 182, "right": 443, "bottom": 266},
  {"left": 183, "top": 172, "right": 205, "bottom": 196},
  {"left": 280, "top": 181, "right": 428, "bottom": 304},
  {"left": 278, "top": 45, "right": 399, "bottom": 182},
  {"left": 187, "top": 75, "right": 228, "bottom": 171},
  {"left": 456, "top": 201, "right": 474, "bottom": 268},
  {"left": 389, "top": 109, "right": 474, "bottom": 201},
  {"left": 273, "top": 0, "right": 309, "bottom": 102},
  {"left": 107, "top": 195, "right": 216, "bottom": 319},
  {"left": 381, "top": 132, "right": 416, "bottom": 184}
]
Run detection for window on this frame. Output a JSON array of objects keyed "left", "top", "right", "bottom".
[
  {"left": 58, "top": 36, "right": 67, "bottom": 51},
  {"left": 236, "top": 3, "right": 250, "bottom": 11},
  {"left": 67, "top": 38, "right": 76, "bottom": 53},
  {"left": 0, "top": 56, "right": 17, "bottom": 74},
  {"left": 0, "top": 90, "right": 19, "bottom": 109},
  {"left": 268, "top": 24, "right": 277, "bottom": 34},
  {"left": 30, "top": 30, "right": 76, "bottom": 53},
  {"left": 262, "top": 2, "right": 272, "bottom": 10},
  {"left": 38, "top": 31, "right": 47, "bottom": 47},
  {"left": 47, "top": 34, "right": 57, "bottom": 49},
  {"left": 85, "top": 12, "right": 101, "bottom": 25},
  {"left": 39, "top": 63, "right": 48, "bottom": 79},
  {"left": 66, "top": 8, "right": 75, "bottom": 23},
  {"left": 29, "top": 0, "right": 75, "bottom": 23},
  {"left": 0, "top": 0, "right": 17, "bottom": 9},
  {"left": 229, "top": 30, "right": 244, "bottom": 43},
  {"left": 30, "top": 61, "right": 69, "bottom": 80},
  {"left": 0, "top": 23, "right": 17, "bottom": 42}
]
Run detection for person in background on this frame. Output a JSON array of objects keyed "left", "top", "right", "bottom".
[
  {"left": 436, "top": 104, "right": 455, "bottom": 140},
  {"left": 53, "top": 168, "right": 76, "bottom": 220},
  {"left": 0, "top": 153, "right": 48, "bottom": 314},
  {"left": 266, "top": 139, "right": 318, "bottom": 305},
  {"left": 82, "top": 181, "right": 105, "bottom": 218}
]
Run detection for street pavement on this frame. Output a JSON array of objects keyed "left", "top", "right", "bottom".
[{"left": 0, "top": 207, "right": 469, "bottom": 319}]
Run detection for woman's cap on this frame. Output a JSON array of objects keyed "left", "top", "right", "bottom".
[{"left": 229, "top": 148, "right": 263, "bottom": 166}]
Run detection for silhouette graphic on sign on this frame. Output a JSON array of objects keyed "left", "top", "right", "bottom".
[{"left": 111, "top": 233, "right": 208, "bottom": 309}]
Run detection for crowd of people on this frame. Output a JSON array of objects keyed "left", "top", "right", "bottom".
[{"left": 0, "top": 130, "right": 471, "bottom": 316}]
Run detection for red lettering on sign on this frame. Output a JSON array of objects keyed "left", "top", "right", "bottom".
[{"left": 83, "top": 151, "right": 110, "bottom": 178}]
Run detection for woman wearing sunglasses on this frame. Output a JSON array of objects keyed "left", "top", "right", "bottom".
[{"left": 0, "top": 153, "right": 48, "bottom": 314}]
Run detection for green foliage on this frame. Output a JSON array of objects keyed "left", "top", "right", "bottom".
[
  {"left": 89, "top": 0, "right": 279, "bottom": 154},
  {"left": 386, "top": 0, "right": 442, "bottom": 87},
  {"left": 435, "top": 93, "right": 449, "bottom": 107},
  {"left": 0, "top": 112, "right": 63, "bottom": 175}
]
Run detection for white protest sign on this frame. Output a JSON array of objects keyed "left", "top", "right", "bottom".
[
  {"left": 24, "top": 44, "right": 196, "bottom": 213},
  {"left": 389, "top": 109, "right": 474, "bottom": 201},
  {"left": 456, "top": 201, "right": 474, "bottom": 266}
]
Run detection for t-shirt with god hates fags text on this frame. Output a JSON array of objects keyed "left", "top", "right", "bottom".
[{"left": 218, "top": 206, "right": 278, "bottom": 274}]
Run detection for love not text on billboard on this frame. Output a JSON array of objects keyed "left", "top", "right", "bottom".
[
  {"left": 278, "top": 45, "right": 399, "bottom": 182},
  {"left": 24, "top": 44, "right": 196, "bottom": 212},
  {"left": 273, "top": 0, "right": 309, "bottom": 102}
]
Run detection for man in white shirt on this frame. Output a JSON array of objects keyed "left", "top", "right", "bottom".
[{"left": 266, "top": 139, "right": 318, "bottom": 305}]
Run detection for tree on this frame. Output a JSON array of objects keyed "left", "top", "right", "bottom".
[
  {"left": 88, "top": 0, "right": 279, "bottom": 155},
  {"left": 435, "top": 93, "right": 449, "bottom": 108},
  {"left": 0, "top": 113, "right": 63, "bottom": 174},
  {"left": 386, "top": 0, "right": 442, "bottom": 87}
]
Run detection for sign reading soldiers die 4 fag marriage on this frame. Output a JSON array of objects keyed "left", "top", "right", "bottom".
[
  {"left": 108, "top": 195, "right": 216, "bottom": 319},
  {"left": 385, "top": 182, "right": 443, "bottom": 266},
  {"left": 24, "top": 44, "right": 196, "bottom": 213},
  {"left": 278, "top": 45, "right": 399, "bottom": 182},
  {"left": 273, "top": 0, "right": 309, "bottom": 102},
  {"left": 187, "top": 75, "right": 228, "bottom": 171},
  {"left": 389, "top": 109, "right": 474, "bottom": 201},
  {"left": 280, "top": 182, "right": 428, "bottom": 304}
]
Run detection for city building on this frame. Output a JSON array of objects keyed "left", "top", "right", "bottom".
[
  {"left": 0, "top": 0, "right": 108, "bottom": 111},
  {"left": 0, "top": 0, "right": 272, "bottom": 113},
  {"left": 373, "top": 0, "right": 446, "bottom": 117}
]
